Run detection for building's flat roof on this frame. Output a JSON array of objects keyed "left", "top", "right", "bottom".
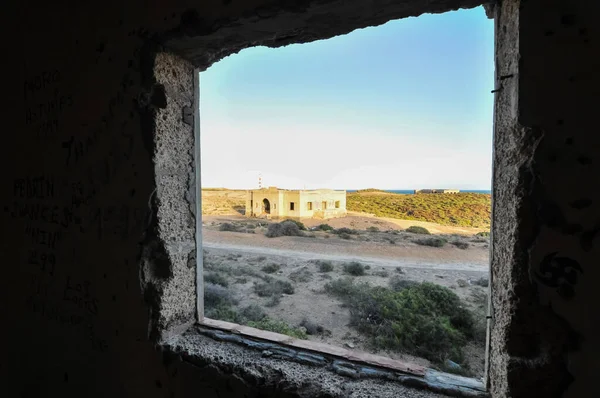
[{"left": 248, "top": 188, "right": 346, "bottom": 193}]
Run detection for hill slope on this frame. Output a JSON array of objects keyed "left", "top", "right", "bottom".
[{"left": 347, "top": 192, "right": 491, "bottom": 228}]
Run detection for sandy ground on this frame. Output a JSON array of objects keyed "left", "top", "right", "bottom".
[{"left": 201, "top": 214, "right": 490, "bottom": 379}]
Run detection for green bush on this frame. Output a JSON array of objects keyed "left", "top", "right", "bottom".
[
  {"left": 415, "top": 237, "right": 447, "bottom": 247},
  {"left": 476, "top": 231, "right": 490, "bottom": 237},
  {"left": 219, "top": 223, "right": 239, "bottom": 232},
  {"left": 261, "top": 263, "right": 281, "bottom": 274},
  {"left": 406, "top": 226, "right": 430, "bottom": 235},
  {"left": 316, "top": 224, "right": 334, "bottom": 231},
  {"left": 333, "top": 227, "right": 359, "bottom": 235},
  {"left": 254, "top": 278, "right": 295, "bottom": 297},
  {"left": 314, "top": 260, "right": 334, "bottom": 273},
  {"left": 205, "top": 304, "right": 240, "bottom": 323},
  {"left": 339, "top": 233, "right": 352, "bottom": 240},
  {"left": 366, "top": 226, "right": 380, "bottom": 232},
  {"left": 246, "top": 318, "right": 307, "bottom": 339},
  {"left": 343, "top": 261, "right": 366, "bottom": 276},
  {"left": 289, "top": 267, "right": 312, "bottom": 283},
  {"left": 284, "top": 219, "right": 307, "bottom": 230},
  {"left": 389, "top": 276, "right": 419, "bottom": 292},
  {"left": 451, "top": 241, "right": 469, "bottom": 249},
  {"left": 204, "top": 283, "right": 237, "bottom": 308},
  {"left": 473, "top": 277, "right": 489, "bottom": 287},
  {"left": 373, "top": 269, "right": 390, "bottom": 277},
  {"left": 324, "top": 277, "right": 363, "bottom": 299},
  {"left": 265, "top": 221, "right": 305, "bottom": 238},
  {"left": 240, "top": 304, "right": 266, "bottom": 322},
  {"left": 325, "top": 279, "right": 475, "bottom": 364},
  {"left": 204, "top": 272, "right": 229, "bottom": 287}
]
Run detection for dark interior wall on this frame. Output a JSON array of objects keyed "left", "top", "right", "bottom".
[
  {"left": 489, "top": 0, "right": 600, "bottom": 397},
  {"left": 1, "top": 0, "right": 598, "bottom": 397}
]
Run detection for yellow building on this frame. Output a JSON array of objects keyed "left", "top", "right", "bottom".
[{"left": 245, "top": 187, "right": 347, "bottom": 219}]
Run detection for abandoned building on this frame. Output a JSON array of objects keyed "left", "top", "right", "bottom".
[
  {"left": 414, "top": 189, "right": 461, "bottom": 194},
  {"left": 245, "top": 187, "right": 347, "bottom": 219},
  {"left": 3, "top": 0, "right": 599, "bottom": 397}
]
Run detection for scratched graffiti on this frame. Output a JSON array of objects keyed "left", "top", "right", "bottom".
[{"left": 533, "top": 252, "right": 583, "bottom": 299}]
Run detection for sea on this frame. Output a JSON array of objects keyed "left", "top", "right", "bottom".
[{"left": 346, "top": 189, "right": 491, "bottom": 194}]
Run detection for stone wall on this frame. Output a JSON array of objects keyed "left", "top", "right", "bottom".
[
  {"left": 488, "top": 0, "right": 600, "bottom": 397},
  {"left": 1, "top": 0, "right": 598, "bottom": 397}
]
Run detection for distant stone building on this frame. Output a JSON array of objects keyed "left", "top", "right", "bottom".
[
  {"left": 414, "top": 189, "right": 460, "bottom": 194},
  {"left": 245, "top": 187, "right": 347, "bottom": 219}
]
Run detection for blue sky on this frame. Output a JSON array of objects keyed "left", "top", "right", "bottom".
[{"left": 200, "top": 6, "right": 494, "bottom": 190}]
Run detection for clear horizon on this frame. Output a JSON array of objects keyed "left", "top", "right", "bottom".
[{"left": 200, "top": 6, "right": 494, "bottom": 191}]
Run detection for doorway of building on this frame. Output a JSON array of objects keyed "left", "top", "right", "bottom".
[{"left": 263, "top": 198, "right": 271, "bottom": 214}]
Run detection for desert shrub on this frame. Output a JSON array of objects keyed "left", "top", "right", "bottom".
[
  {"left": 256, "top": 256, "right": 267, "bottom": 262},
  {"left": 389, "top": 276, "right": 418, "bottom": 292},
  {"left": 240, "top": 304, "right": 266, "bottom": 322},
  {"left": 324, "top": 277, "right": 363, "bottom": 299},
  {"left": 205, "top": 304, "right": 240, "bottom": 323},
  {"left": 373, "top": 269, "right": 390, "bottom": 277},
  {"left": 316, "top": 223, "right": 334, "bottom": 231},
  {"left": 284, "top": 219, "right": 307, "bottom": 230},
  {"left": 204, "top": 272, "right": 229, "bottom": 287},
  {"left": 219, "top": 223, "right": 239, "bottom": 232},
  {"left": 406, "top": 226, "right": 430, "bottom": 235},
  {"left": 265, "top": 220, "right": 305, "bottom": 238},
  {"left": 415, "top": 237, "right": 447, "bottom": 247},
  {"left": 395, "top": 267, "right": 405, "bottom": 274},
  {"left": 254, "top": 278, "right": 295, "bottom": 297},
  {"left": 204, "top": 283, "right": 237, "bottom": 308},
  {"left": 469, "top": 290, "right": 489, "bottom": 343},
  {"left": 246, "top": 318, "right": 307, "bottom": 339},
  {"left": 333, "top": 227, "right": 359, "bottom": 235},
  {"left": 261, "top": 263, "right": 281, "bottom": 274},
  {"left": 367, "top": 226, "right": 380, "bottom": 232},
  {"left": 300, "top": 318, "right": 325, "bottom": 335},
  {"left": 451, "top": 241, "right": 469, "bottom": 250},
  {"left": 265, "top": 296, "right": 281, "bottom": 307},
  {"left": 473, "top": 277, "right": 489, "bottom": 287},
  {"left": 476, "top": 231, "right": 490, "bottom": 237},
  {"left": 314, "top": 260, "right": 334, "bottom": 273},
  {"left": 339, "top": 233, "right": 352, "bottom": 240},
  {"left": 326, "top": 280, "right": 475, "bottom": 364},
  {"left": 343, "top": 261, "right": 366, "bottom": 276},
  {"left": 289, "top": 267, "right": 312, "bottom": 283},
  {"left": 388, "top": 239, "right": 396, "bottom": 244}
]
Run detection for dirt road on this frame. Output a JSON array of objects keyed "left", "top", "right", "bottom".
[{"left": 203, "top": 239, "right": 488, "bottom": 273}]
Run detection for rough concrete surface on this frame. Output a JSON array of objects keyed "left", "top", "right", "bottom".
[{"left": 166, "top": 331, "right": 449, "bottom": 398}]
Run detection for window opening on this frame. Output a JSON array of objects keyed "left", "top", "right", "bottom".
[{"left": 199, "top": 6, "right": 493, "bottom": 387}]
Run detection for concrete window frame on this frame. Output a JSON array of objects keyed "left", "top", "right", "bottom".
[{"left": 141, "top": 2, "right": 544, "bottom": 397}]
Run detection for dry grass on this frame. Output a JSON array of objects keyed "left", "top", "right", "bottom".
[{"left": 347, "top": 192, "right": 491, "bottom": 228}]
